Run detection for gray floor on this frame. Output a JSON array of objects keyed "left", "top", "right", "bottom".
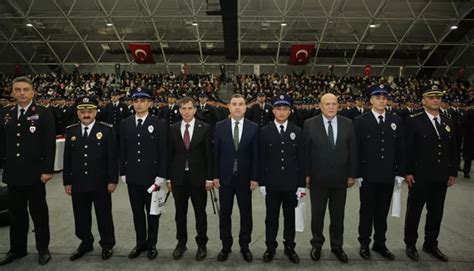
[{"left": 1, "top": 167, "right": 473, "bottom": 271}]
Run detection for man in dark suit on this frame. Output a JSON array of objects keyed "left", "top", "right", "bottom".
[
  {"left": 303, "top": 93, "right": 357, "bottom": 263},
  {"left": 213, "top": 94, "right": 258, "bottom": 262},
  {"left": 354, "top": 85, "right": 406, "bottom": 261},
  {"left": 404, "top": 85, "right": 458, "bottom": 262},
  {"left": 119, "top": 88, "right": 168, "bottom": 260},
  {"left": 245, "top": 91, "right": 274, "bottom": 128},
  {"left": 159, "top": 93, "right": 182, "bottom": 126},
  {"left": 63, "top": 96, "right": 118, "bottom": 261},
  {"left": 103, "top": 90, "right": 130, "bottom": 136},
  {"left": 0, "top": 76, "right": 56, "bottom": 266},
  {"left": 167, "top": 96, "right": 213, "bottom": 261},
  {"left": 258, "top": 94, "right": 306, "bottom": 264}
]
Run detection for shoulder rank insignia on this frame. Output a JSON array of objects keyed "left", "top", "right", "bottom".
[
  {"left": 410, "top": 112, "right": 423, "bottom": 118},
  {"left": 66, "top": 123, "right": 80, "bottom": 129},
  {"left": 99, "top": 121, "right": 114, "bottom": 128}
]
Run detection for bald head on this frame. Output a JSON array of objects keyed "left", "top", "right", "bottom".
[{"left": 320, "top": 93, "right": 339, "bottom": 119}]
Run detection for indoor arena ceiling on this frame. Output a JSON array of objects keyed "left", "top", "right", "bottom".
[{"left": 0, "top": 0, "right": 473, "bottom": 76}]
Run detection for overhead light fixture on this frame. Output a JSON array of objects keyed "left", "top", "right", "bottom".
[
  {"left": 100, "top": 43, "right": 111, "bottom": 50},
  {"left": 26, "top": 23, "right": 33, "bottom": 27},
  {"left": 106, "top": 23, "right": 113, "bottom": 27},
  {"left": 192, "top": 22, "right": 198, "bottom": 26},
  {"left": 205, "top": 42, "right": 214, "bottom": 49},
  {"left": 281, "top": 22, "right": 287, "bottom": 26},
  {"left": 366, "top": 44, "right": 375, "bottom": 50},
  {"left": 450, "top": 25, "right": 458, "bottom": 30},
  {"left": 260, "top": 43, "right": 268, "bottom": 49},
  {"left": 369, "top": 24, "right": 380, "bottom": 28}
]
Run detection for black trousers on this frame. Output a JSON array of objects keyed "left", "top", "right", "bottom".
[
  {"left": 463, "top": 155, "right": 472, "bottom": 175},
  {"left": 404, "top": 181, "right": 447, "bottom": 248},
  {"left": 265, "top": 189, "right": 298, "bottom": 252},
  {"left": 172, "top": 173, "right": 208, "bottom": 247},
  {"left": 7, "top": 183, "right": 50, "bottom": 255},
  {"left": 358, "top": 182, "right": 394, "bottom": 247},
  {"left": 309, "top": 187, "right": 347, "bottom": 250},
  {"left": 127, "top": 184, "right": 159, "bottom": 249},
  {"left": 71, "top": 190, "right": 115, "bottom": 249},
  {"left": 219, "top": 178, "right": 252, "bottom": 252}
]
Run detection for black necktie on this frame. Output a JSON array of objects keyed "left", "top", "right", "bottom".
[
  {"left": 279, "top": 125, "right": 285, "bottom": 136},
  {"left": 137, "top": 118, "right": 143, "bottom": 128},
  {"left": 327, "top": 120, "right": 335, "bottom": 146},
  {"left": 378, "top": 115, "right": 384, "bottom": 130},
  {"left": 83, "top": 126, "right": 89, "bottom": 138},
  {"left": 19, "top": 108, "right": 25, "bottom": 120},
  {"left": 433, "top": 117, "right": 442, "bottom": 136}
]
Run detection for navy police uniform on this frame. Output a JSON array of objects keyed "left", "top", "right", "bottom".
[
  {"left": 404, "top": 85, "right": 458, "bottom": 260},
  {"left": 245, "top": 92, "right": 274, "bottom": 128},
  {"left": 0, "top": 101, "right": 55, "bottom": 258},
  {"left": 354, "top": 85, "right": 406, "bottom": 257},
  {"left": 258, "top": 94, "right": 305, "bottom": 262},
  {"left": 63, "top": 96, "right": 118, "bottom": 253},
  {"left": 119, "top": 88, "right": 168, "bottom": 255},
  {"left": 159, "top": 94, "right": 182, "bottom": 126}
]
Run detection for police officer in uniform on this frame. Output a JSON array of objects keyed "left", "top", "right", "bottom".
[
  {"left": 404, "top": 84, "right": 458, "bottom": 262},
  {"left": 196, "top": 92, "right": 219, "bottom": 129},
  {"left": 245, "top": 91, "right": 274, "bottom": 128},
  {"left": 103, "top": 90, "right": 129, "bottom": 136},
  {"left": 52, "top": 96, "right": 72, "bottom": 135},
  {"left": 159, "top": 93, "right": 182, "bottom": 126},
  {"left": 258, "top": 94, "right": 305, "bottom": 264},
  {"left": 63, "top": 96, "right": 118, "bottom": 261},
  {"left": 0, "top": 76, "right": 56, "bottom": 266},
  {"left": 354, "top": 85, "right": 405, "bottom": 261},
  {"left": 119, "top": 88, "right": 168, "bottom": 259}
]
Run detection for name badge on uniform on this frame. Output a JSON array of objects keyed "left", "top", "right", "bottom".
[
  {"left": 391, "top": 123, "right": 397, "bottom": 130},
  {"left": 96, "top": 132, "right": 103, "bottom": 140},
  {"left": 290, "top": 132, "right": 296, "bottom": 140},
  {"left": 445, "top": 125, "right": 451, "bottom": 132},
  {"left": 29, "top": 126, "right": 36, "bottom": 133},
  {"left": 148, "top": 125, "right": 154, "bottom": 133}
]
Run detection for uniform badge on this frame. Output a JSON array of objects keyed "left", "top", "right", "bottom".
[
  {"left": 445, "top": 125, "right": 451, "bottom": 132},
  {"left": 391, "top": 123, "right": 397, "bottom": 130},
  {"left": 174, "top": 110, "right": 178, "bottom": 114},
  {"left": 148, "top": 125, "right": 154, "bottom": 133},
  {"left": 29, "top": 126, "right": 36, "bottom": 133},
  {"left": 265, "top": 109, "right": 269, "bottom": 113},
  {"left": 96, "top": 132, "right": 103, "bottom": 140},
  {"left": 290, "top": 132, "right": 296, "bottom": 140},
  {"left": 71, "top": 136, "right": 77, "bottom": 141},
  {"left": 120, "top": 107, "right": 123, "bottom": 112},
  {"left": 280, "top": 95, "right": 284, "bottom": 100}
]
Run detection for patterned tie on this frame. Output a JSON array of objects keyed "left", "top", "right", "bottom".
[
  {"left": 183, "top": 124, "right": 191, "bottom": 150},
  {"left": 83, "top": 126, "right": 89, "bottom": 138},
  {"left": 233, "top": 121, "right": 240, "bottom": 151},
  {"left": 327, "top": 120, "right": 335, "bottom": 146}
]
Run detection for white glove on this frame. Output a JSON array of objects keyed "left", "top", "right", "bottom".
[
  {"left": 120, "top": 175, "right": 126, "bottom": 184},
  {"left": 394, "top": 176, "right": 404, "bottom": 189},
  {"left": 259, "top": 186, "right": 266, "bottom": 197},
  {"left": 147, "top": 177, "right": 166, "bottom": 194},
  {"left": 296, "top": 187, "right": 306, "bottom": 198},
  {"left": 355, "top": 178, "right": 363, "bottom": 187}
]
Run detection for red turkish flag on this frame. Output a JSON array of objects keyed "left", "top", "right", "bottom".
[
  {"left": 128, "top": 43, "right": 155, "bottom": 64},
  {"left": 364, "top": 64, "right": 371, "bottom": 77},
  {"left": 288, "top": 44, "right": 315, "bottom": 65}
]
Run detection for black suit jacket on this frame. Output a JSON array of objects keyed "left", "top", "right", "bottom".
[
  {"left": 354, "top": 112, "right": 406, "bottom": 183},
  {"left": 303, "top": 114, "right": 357, "bottom": 189},
  {"left": 0, "top": 103, "right": 56, "bottom": 186},
  {"left": 63, "top": 121, "right": 118, "bottom": 192},
  {"left": 119, "top": 115, "right": 168, "bottom": 186},
  {"left": 258, "top": 121, "right": 305, "bottom": 191},
  {"left": 168, "top": 119, "right": 213, "bottom": 186},
  {"left": 213, "top": 118, "right": 258, "bottom": 186},
  {"left": 405, "top": 111, "right": 458, "bottom": 182}
]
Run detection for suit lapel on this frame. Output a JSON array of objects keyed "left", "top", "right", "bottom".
[{"left": 189, "top": 120, "right": 204, "bottom": 150}]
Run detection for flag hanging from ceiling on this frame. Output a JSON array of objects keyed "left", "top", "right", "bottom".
[
  {"left": 128, "top": 43, "right": 155, "bottom": 64},
  {"left": 288, "top": 44, "right": 315, "bottom": 65}
]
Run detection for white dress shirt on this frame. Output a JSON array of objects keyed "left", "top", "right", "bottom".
[
  {"left": 274, "top": 120, "right": 288, "bottom": 133},
  {"left": 81, "top": 120, "right": 96, "bottom": 136},
  {"left": 371, "top": 109, "right": 386, "bottom": 124},
  {"left": 17, "top": 101, "right": 32, "bottom": 118},
  {"left": 425, "top": 110, "right": 441, "bottom": 136},
  {"left": 135, "top": 113, "right": 148, "bottom": 126}
]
